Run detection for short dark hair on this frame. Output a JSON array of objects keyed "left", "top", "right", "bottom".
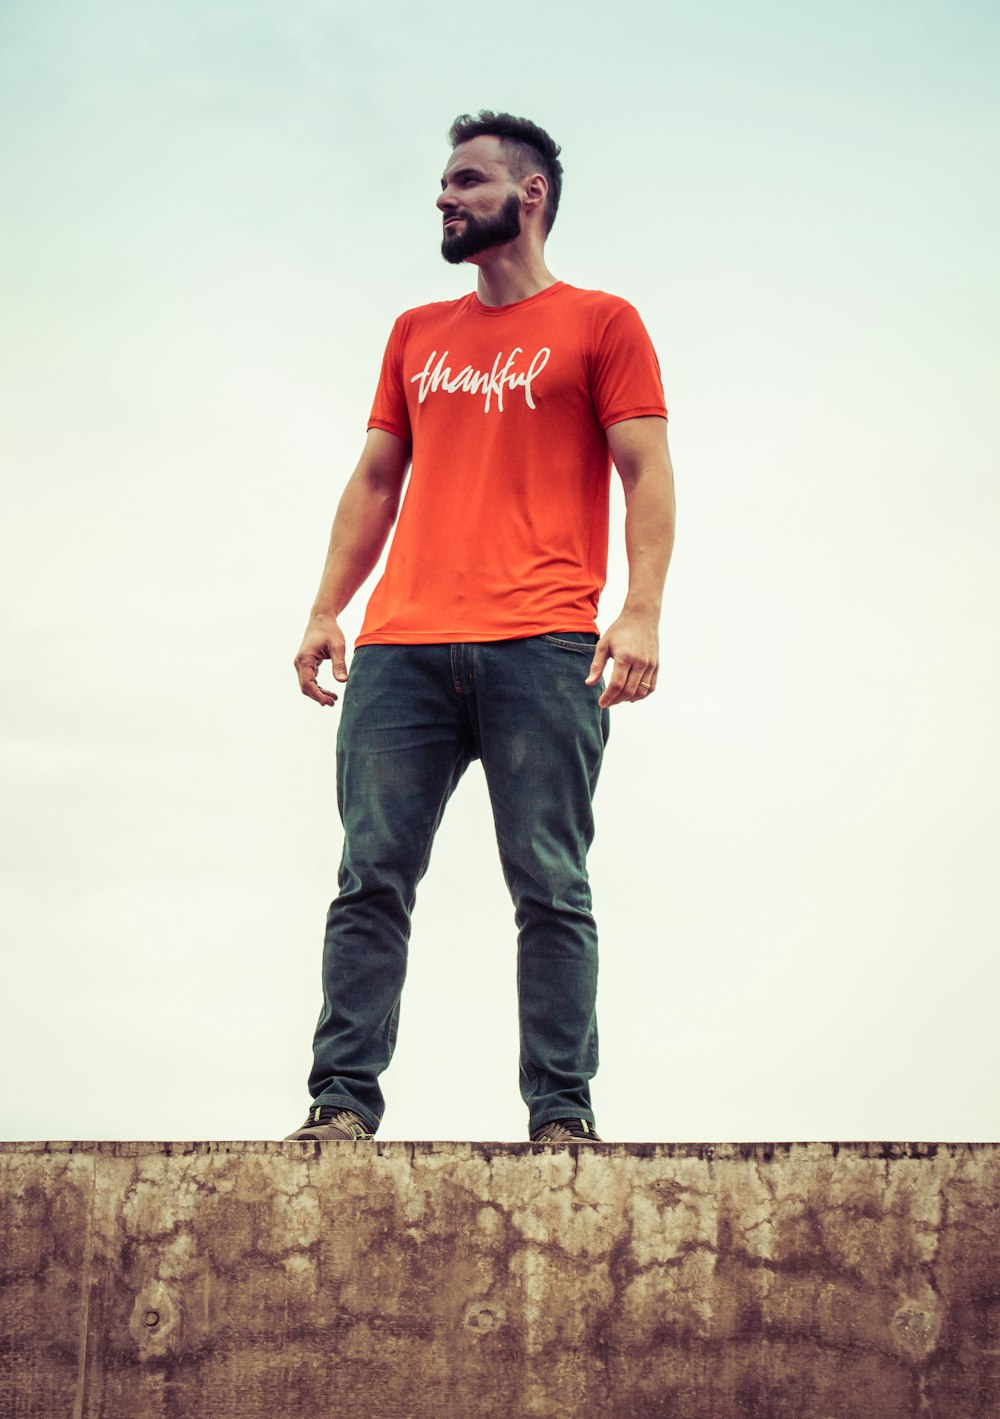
[{"left": 447, "top": 111, "right": 563, "bottom": 235}]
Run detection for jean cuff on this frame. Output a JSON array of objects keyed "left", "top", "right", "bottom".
[{"left": 531, "top": 1111, "right": 597, "bottom": 1132}]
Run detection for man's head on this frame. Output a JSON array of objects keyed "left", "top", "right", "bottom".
[{"left": 438, "top": 111, "right": 563, "bottom": 266}]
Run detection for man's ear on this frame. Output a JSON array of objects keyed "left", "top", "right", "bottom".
[{"left": 523, "top": 172, "right": 549, "bottom": 218}]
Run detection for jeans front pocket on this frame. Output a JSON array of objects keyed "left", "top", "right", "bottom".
[{"left": 539, "top": 631, "right": 600, "bottom": 654}]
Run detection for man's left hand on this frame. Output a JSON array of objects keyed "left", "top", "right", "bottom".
[{"left": 585, "top": 612, "right": 660, "bottom": 708}]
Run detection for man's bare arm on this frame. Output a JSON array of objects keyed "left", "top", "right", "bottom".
[
  {"left": 585, "top": 416, "right": 676, "bottom": 707},
  {"left": 294, "top": 429, "right": 411, "bottom": 706}
]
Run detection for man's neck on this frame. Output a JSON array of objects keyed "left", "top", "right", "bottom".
[{"left": 473, "top": 244, "right": 558, "bottom": 308}]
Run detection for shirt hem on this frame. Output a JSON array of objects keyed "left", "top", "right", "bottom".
[
  {"left": 602, "top": 406, "right": 668, "bottom": 428},
  {"left": 355, "top": 621, "right": 599, "bottom": 648},
  {"left": 366, "top": 417, "right": 411, "bottom": 440}
]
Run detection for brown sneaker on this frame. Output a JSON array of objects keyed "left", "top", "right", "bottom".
[
  {"left": 284, "top": 1106, "right": 375, "bottom": 1141},
  {"left": 530, "top": 1118, "right": 603, "bottom": 1144}
]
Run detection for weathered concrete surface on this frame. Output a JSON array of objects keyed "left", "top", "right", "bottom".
[{"left": 1, "top": 1141, "right": 999, "bottom": 1418}]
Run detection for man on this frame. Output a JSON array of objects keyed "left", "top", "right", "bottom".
[{"left": 285, "top": 111, "right": 675, "bottom": 1145}]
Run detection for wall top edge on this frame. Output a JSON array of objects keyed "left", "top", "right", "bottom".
[{"left": 1, "top": 1139, "right": 996, "bottom": 1160}]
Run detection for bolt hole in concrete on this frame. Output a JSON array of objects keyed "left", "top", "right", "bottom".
[
  {"left": 465, "top": 1303, "right": 502, "bottom": 1333},
  {"left": 143, "top": 1311, "right": 160, "bottom": 1328}
]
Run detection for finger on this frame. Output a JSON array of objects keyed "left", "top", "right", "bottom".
[
  {"left": 294, "top": 652, "right": 339, "bottom": 708},
  {"left": 607, "top": 658, "right": 653, "bottom": 705},
  {"left": 300, "top": 673, "right": 339, "bottom": 708},
  {"left": 305, "top": 684, "right": 339, "bottom": 707},
  {"left": 632, "top": 663, "right": 659, "bottom": 705},
  {"left": 326, "top": 634, "right": 349, "bottom": 683},
  {"left": 598, "top": 657, "right": 633, "bottom": 708},
  {"left": 615, "top": 660, "right": 651, "bottom": 704},
  {"left": 585, "top": 640, "right": 610, "bottom": 685}
]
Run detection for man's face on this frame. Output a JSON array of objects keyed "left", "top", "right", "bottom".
[{"left": 437, "top": 136, "right": 523, "bottom": 265}]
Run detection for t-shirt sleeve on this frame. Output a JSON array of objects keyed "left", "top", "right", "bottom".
[
  {"left": 367, "top": 318, "right": 412, "bottom": 442},
  {"left": 590, "top": 301, "right": 668, "bottom": 428}
]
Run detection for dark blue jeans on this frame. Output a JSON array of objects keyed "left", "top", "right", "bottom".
[{"left": 307, "top": 633, "right": 611, "bottom": 1135}]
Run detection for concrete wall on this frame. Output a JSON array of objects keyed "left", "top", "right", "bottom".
[{"left": 1, "top": 1140, "right": 999, "bottom": 1418}]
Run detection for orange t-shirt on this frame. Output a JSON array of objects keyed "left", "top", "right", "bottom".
[{"left": 357, "top": 280, "right": 667, "bottom": 645}]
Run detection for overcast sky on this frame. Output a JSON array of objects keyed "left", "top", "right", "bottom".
[{"left": 1, "top": 0, "right": 998, "bottom": 1143}]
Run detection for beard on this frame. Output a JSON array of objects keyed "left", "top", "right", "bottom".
[{"left": 441, "top": 192, "right": 523, "bottom": 264}]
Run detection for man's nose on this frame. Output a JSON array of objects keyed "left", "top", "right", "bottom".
[{"left": 437, "top": 189, "right": 457, "bottom": 212}]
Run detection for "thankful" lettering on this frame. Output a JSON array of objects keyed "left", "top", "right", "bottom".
[{"left": 409, "top": 347, "right": 551, "bottom": 413}]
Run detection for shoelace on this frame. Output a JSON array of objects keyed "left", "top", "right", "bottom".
[
  {"left": 306, "top": 1106, "right": 372, "bottom": 1139},
  {"left": 531, "top": 1117, "right": 602, "bottom": 1142}
]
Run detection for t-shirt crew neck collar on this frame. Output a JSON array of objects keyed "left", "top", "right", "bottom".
[{"left": 471, "top": 280, "right": 566, "bottom": 316}]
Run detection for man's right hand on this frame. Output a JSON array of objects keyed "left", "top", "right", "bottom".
[{"left": 294, "top": 615, "right": 349, "bottom": 707}]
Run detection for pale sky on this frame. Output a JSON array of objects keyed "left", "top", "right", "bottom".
[{"left": 1, "top": 0, "right": 998, "bottom": 1143}]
